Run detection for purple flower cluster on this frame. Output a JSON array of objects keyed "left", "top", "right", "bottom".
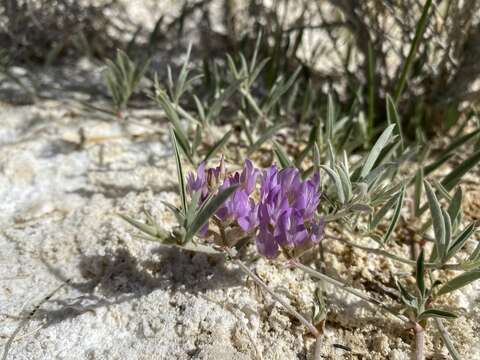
[{"left": 187, "top": 158, "right": 324, "bottom": 258}]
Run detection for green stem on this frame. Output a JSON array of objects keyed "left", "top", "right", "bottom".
[
  {"left": 393, "top": 0, "right": 432, "bottom": 102},
  {"left": 240, "top": 88, "right": 266, "bottom": 120},
  {"left": 227, "top": 249, "right": 320, "bottom": 338},
  {"left": 413, "top": 322, "right": 425, "bottom": 360},
  {"left": 434, "top": 318, "right": 462, "bottom": 360},
  {"left": 329, "top": 233, "right": 465, "bottom": 271},
  {"left": 226, "top": 250, "right": 324, "bottom": 360},
  {"left": 292, "top": 260, "right": 409, "bottom": 323},
  {"left": 367, "top": 41, "right": 375, "bottom": 142}
]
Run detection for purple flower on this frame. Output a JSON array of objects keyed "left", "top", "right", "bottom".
[
  {"left": 187, "top": 157, "right": 226, "bottom": 204},
  {"left": 217, "top": 190, "right": 259, "bottom": 231},
  {"left": 240, "top": 159, "right": 259, "bottom": 194},
  {"left": 186, "top": 158, "right": 323, "bottom": 254},
  {"left": 216, "top": 160, "right": 259, "bottom": 231},
  {"left": 187, "top": 162, "right": 206, "bottom": 194},
  {"left": 257, "top": 221, "right": 279, "bottom": 258},
  {"left": 255, "top": 166, "right": 323, "bottom": 258},
  {"left": 237, "top": 199, "right": 259, "bottom": 232}
]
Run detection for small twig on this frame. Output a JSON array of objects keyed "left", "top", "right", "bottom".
[
  {"left": 434, "top": 318, "right": 461, "bottom": 359},
  {"left": 1, "top": 280, "right": 69, "bottom": 360},
  {"left": 226, "top": 249, "right": 320, "bottom": 337},
  {"left": 225, "top": 249, "right": 323, "bottom": 360}
]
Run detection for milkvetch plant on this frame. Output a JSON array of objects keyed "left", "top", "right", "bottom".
[
  {"left": 185, "top": 156, "right": 324, "bottom": 258},
  {"left": 120, "top": 128, "right": 407, "bottom": 359},
  {"left": 118, "top": 41, "right": 480, "bottom": 358},
  {"left": 120, "top": 121, "right": 480, "bottom": 360},
  {"left": 104, "top": 49, "right": 150, "bottom": 114},
  {"left": 151, "top": 43, "right": 480, "bottom": 185}
]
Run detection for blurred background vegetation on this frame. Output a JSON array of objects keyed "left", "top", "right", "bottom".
[{"left": 1, "top": 0, "right": 480, "bottom": 138}]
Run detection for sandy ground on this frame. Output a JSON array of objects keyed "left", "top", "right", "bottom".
[
  {"left": 0, "top": 60, "right": 479, "bottom": 360},
  {"left": 1, "top": 0, "right": 480, "bottom": 356}
]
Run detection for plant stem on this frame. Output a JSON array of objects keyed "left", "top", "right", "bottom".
[
  {"left": 434, "top": 318, "right": 461, "bottom": 360},
  {"left": 225, "top": 249, "right": 322, "bottom": 359},
  {"left": 292, "top": 260, "right": 409, "bottom": 323},
  {"left": 230, "top": 253, "right": 319, "bottom": 337},
  {"left": 393, "top": 0, "right": 432, "bottom": 102},
  {"left": 240, "top": 88, "right": 266, "bottom": 120},
  {"left": 328, "top": 233, "right": 465, "bottom": 271},
  {"left": 314, "top": 337, "right": 322, "bottom": 360},
  {"left": 367, "top": 41, "right": 375, "bottom": 143},
  {"left": 413, "top": 322, "right": 425, "bottom": 360}
]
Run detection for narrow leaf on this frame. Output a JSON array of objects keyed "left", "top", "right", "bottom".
[
  {"left": 468, "top": 239, "right": 480, "bottom": 262},
  {"left": 441, "top": 149, "right": 480, "bottom": 191},
  {"left": 433, "top": 318, "right": 462, "bottom": 360},
  {"left": 336, "top": 164, "right": 352, "bottom": 202},
  {"left": 424, "top": 181, "right": 446, "bottom": 256},
  {"left": 204, "top": 129, "right": 233, "bottom": 162},
  {"left": 367, "top": 42, "right": 375, "bottom": 140},
  {"left": 447, "top": 188, "right": 463, "bottom": 228},
  {"left": 414, "top": 168, "right": 424, "bottom": 217},
  {"left": 418, "top": 309, "right": 457, "bottom": 321},
  {"left": 313, "top": 143, "right": 321, "bottom": 172},
  {"left": 118, "top": 214, "right": 168, "bottom": 239},
  {"left": 170, "top": 127, "right": 188, "bottom": 215},
  {"left": 393, "top": 0, "right": 433, "bottom": 102},
  {"left": 326, "top": 93, "right": 335, "bottom": 140},
  {"left": 424, "top": 129, "right": 480, "bottom": 175},
  {"left": 206, "top": 79, "right": 242, "bottom": 122},
  {"left": 264, "top": 67, "right": 301, "bottom": 113},
  {"left": 416, "top": 250, "right": 426, "bottom": 297},
  {"left": 173, "top": 128, "right": 195, "bottom": 165},
  {"left": 186, "top": 190, "right": 202, "bottom": 224},
  {"left": 396, "top": 280, "right": 416, "bottom": 307},
  {"left": 273, "top": 140, "right": 293, "bottom": 168},
  {"left": 442, "top": 209, "right": 452, "bottom": 259},
  {"left": 349, "top": 203, "right": 373, "bottom": 213},
  {"left": 436, "top": 270, "right": 480, "bottom": 297},
  {"left": 155, "top": 87, "right": 191, "bottom": 155},
  {"left": 382, "top": 185, "right": 405, "bottom": 244},
  {"left": 361, "top": 124, "right": 395, "bottom": 178},
  {"left": 185, "top": 185, "right": 238, "bottom": 242},
  {"left": 161, "top": 200, "right": 185, "bottom": 224},
  {"left": 386, "top": 94, "right": 404, "bottom": 150},
  {"left": 327, "top": 140, "right": 336, "bottom": 168},
  {"left": 433, "top": 179, "right": 452, "bottom": 202},
  {"left": 445, "top": 223, "right": 476, "bottom": 263},
  {"left": 247, "top": 123, "right": 286, "bottom": 156},
  {"left": 321, "top": 165, "right": 346, "bottom": 204}
]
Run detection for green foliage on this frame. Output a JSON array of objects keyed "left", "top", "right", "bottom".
[
  {"left": 360, "top": 124, "right": 396, "bottom": 179},
  {"left": 111, "top": 33, "right": 480, "bottom": 360},
  {"left": 393, "top": 0, "right": 433, "bottom": 103},
  {"left": 5, "top": 4, "right": 480, "bottom": 359},
  {"left": 104, "top": 49, "right": 150, "bottom": 111},
  {"left": 120, "top": 130, "right": 237, "bottom": 250},
  {"left": 184, "top": 185, "right": 238, "bottom": 242},
  {"left": 436, "top": 270, "right": 480, "bottom": 297},
  {"left": 396, "top": 250, "right": 458, "bottom": 324},
  {"left": 273, "top": 141, "right": 293, "bottom": 169}
]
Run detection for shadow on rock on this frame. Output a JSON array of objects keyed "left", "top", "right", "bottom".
[{"left": 39, "top": 245, "right": 244, "bottom": 326}]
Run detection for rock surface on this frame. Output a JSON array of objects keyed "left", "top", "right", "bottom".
[
  {"left": 1, "top": 18, "right": 479, "bottom": 356},
  {"left": 0, "top": 87, "right": 478, "bottom": 360}
]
